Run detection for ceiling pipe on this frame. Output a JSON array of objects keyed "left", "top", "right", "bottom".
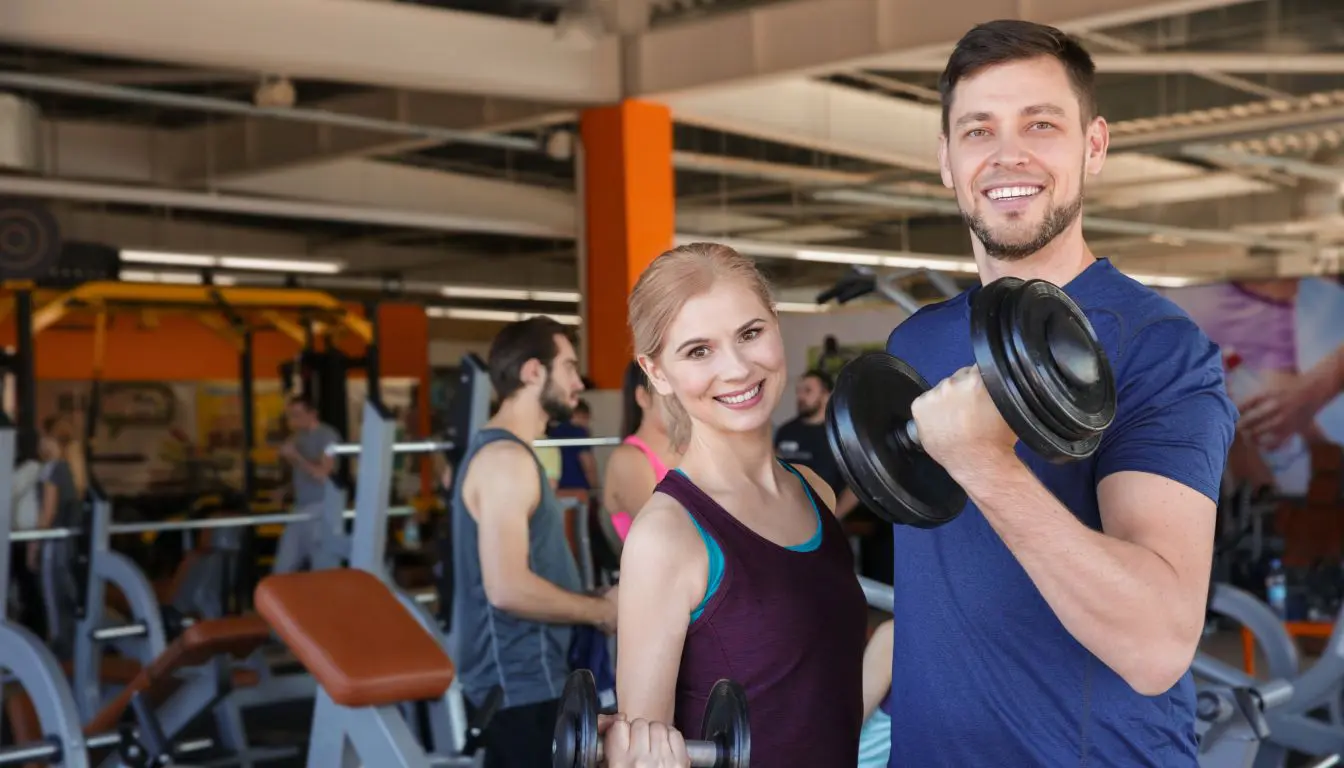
[
  {"left": 0, "top": 70, "right": 540, "bottom": 153},
  {"left": 1182, "top": 144, "right": 1344, "bottom": 184},
  {"left": 0, "top": 175, "right": 573, "bottom": 239},
  {"left": 814, "top": 189, "right": 1314, "bottom": 253},
  {"left": 894, "top": 53, "right": 1344, "bottom": 75}
]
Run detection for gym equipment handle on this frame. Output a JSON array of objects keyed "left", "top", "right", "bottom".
[
  {"left": 326, "top": 435, "right": 624, "bottom": 456},
  {"left": 0, "top": 733, "right": 212, "bottom": 766},
  {"left": 9, "top": 506, "right": 414, "bottom": 543},
  {"left": 596, "top": 740, "right": 722, "bottom": 766}
]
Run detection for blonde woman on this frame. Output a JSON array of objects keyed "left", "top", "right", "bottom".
[{"left": 603, "top": 242, "right": 867, "bottom": 766}]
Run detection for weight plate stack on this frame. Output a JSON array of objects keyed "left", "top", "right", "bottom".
[
  {"left": 971, "top": 277, "right": 1116, "bottom": 463},
  {"left": 553, "top": 669, "right": 599, "bottom": 768},
  {"left": 826, "top": 352, "right": 967, "bottom": 528},
  {"left": 701, "top": 679, "right": 752, "bottom": 768}
]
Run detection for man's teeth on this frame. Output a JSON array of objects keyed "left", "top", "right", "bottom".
[
  {"left": 987, "top": 186, "right": 1042, "bottom": 200},
  {"left": 717, "top": 383, "right": 761, "bottom": 404}
]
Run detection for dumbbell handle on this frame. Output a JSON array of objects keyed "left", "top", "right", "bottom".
[{"left": 594, "top": 739, "right": 721, "bottom": 766}]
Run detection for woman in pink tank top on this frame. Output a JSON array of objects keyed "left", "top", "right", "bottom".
[{"left": 602, "top": 361, "right": 681, "bottom": 541}]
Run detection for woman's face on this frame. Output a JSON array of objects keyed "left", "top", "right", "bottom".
[
  {"left": 38, "top": 436, "right": 58, "bottom": 462},
  {"left": 643, "top": 280, "right": 785, "bottom": 442}
]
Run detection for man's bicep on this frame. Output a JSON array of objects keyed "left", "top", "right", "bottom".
[
  {"left": 1098, "top": 471, "right": 1215, "bottom": 595},
  {"left": 1096, "top": 319, "right": 1236, "bottom": 504}
]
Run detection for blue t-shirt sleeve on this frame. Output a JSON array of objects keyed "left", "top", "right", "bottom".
[{"left": 1094, "top": 316, "right": 1237, "bottom": 502}]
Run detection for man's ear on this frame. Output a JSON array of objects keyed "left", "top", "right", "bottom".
[
  {"left": 1084, "top": 116, "right": 1109, "bottom": 178},
  {"left": 938, "top": 134, "right": 953, "bottom": 189}
]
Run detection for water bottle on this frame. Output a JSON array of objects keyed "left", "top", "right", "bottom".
[
  {"left": 1224, "top": 349, "right": 1311, "bottom": 494},
  {"left": 404, "top": 517, "right": 421, "bottom": 549},
  {"left": 1266, "top": 558, "right": 1288, "bottom": 620}
]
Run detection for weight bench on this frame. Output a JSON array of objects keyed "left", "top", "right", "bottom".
[
  {"left": 7, "top": 615, "right": 280, "bottom": 768},
  {"left": 255, "top": 568, "right": 479, "bottom": 767}
]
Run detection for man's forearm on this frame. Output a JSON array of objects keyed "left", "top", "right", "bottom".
[
  {"left": 961, "top": 458, "right": 1191, "bottom": 694},
  {"left": 492, "top": 570, "right": 607, "bottom": 627}
]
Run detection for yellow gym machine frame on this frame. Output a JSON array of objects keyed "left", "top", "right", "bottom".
[{"left": 2, "top": 279, "right": 374, "bottom": 513}]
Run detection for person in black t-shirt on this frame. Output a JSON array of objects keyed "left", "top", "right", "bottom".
[
  {"left": 773, "top": 369, "right": 859, "bottom": 519},
  {"left": 775, "top": 369, "right": 895, "bottom": 584}
]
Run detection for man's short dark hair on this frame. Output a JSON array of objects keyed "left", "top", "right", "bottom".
[
  {"left": 939, "top": 20, "right": 1097, "bottom": 135},
  {"left": 801, "top": 369, "right": 833, "bottom": 392},
  {"left": 488, "top": 315, "right": 571, "bottom": 402},
  {"left": 286, "top": 394, "right": 316, "bottom": 412}
]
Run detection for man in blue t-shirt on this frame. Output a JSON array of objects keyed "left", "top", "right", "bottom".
[
  {"left": 548, "top": 399, "right": 599, "bottom": 491},
  {"left": 884, "top": 20, "right": 1237, "bottom": 767}
]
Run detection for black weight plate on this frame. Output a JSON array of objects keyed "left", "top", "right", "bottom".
[
  {"left": 0, "top": 199, "right": 60, "bottom": 281},
  {"left": 553, "top": 670, "right": 599, "bottom": 768},
  {"left": 701, "top": 679, "right": 751, "bottom": 768},
  {"left": 825, "top": 352, "right": 967, "bottom": 528},
  {"left": 993, "top": 283, "right": 1104, "bottom": 454},
  {"left": 1006, "top": 281, "right": 1115, "bottom": 440},
  {"left": 972, "top": 278, "right": 1105, "bottom": 463}
]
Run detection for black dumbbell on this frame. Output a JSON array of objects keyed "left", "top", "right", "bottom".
[
  {"left": 552, "top": 669, "right": 750, "bottom": 767},
  {"left": 826, "top": 276, "right": 1117, "bottom": 528}
]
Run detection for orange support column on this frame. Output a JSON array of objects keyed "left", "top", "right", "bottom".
[{"left": 579, "top": 100, "right": 675, "bottom": 389}]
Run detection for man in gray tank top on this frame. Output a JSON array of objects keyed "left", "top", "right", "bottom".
[
  {"left": 452, "top": 316, "right": 618, "bottom": 768},
  {"left": 275, "top": 395, "right": 340, "bottom": 573}
]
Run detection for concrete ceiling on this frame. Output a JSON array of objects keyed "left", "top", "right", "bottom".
[{"left": 0, "top": 0, "right": 1342, "bottom": 322}]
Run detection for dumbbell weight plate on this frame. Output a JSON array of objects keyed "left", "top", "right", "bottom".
[
  {"left": 826, "top": 352, "right": 968, "bottom": 528},
  {"left": 700, "top": 679, "right": 751, "bottom": 768},
  {"left": 970, "top": 277, "right": 1116, "bottom": 463},
  {"left": 553, "top": 669, "right": 600, "bottom": 768}
]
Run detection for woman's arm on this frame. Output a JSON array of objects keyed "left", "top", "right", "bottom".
[
  {"left": 615, "top": 496, "right": 709, "bottom": 724},
  {"left": 861, "top": 620, "right": 894, "bottom": 721},
  {"left": 602, "top": 446, "right": 656, "bottom": 517}
]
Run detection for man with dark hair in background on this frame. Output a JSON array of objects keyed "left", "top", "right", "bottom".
[
  {"left": 274, "top": 395, "right": 339, "bottom": 573},
  {"left": 548, "top": 399, "right": 599, "bottom": 492},
  {"left": 774, "top": 369, "right": 859, "bottom": 519},
  {"left": 450, "top": 316, "right": 618, "bottom": 767},
  {"left": 878, "top": 19, "right": 1236, "bottom": 766}
]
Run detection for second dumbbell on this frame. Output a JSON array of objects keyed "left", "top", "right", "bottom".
[{"left": 552, "top": 669, "right": 751, "bottom": 768}]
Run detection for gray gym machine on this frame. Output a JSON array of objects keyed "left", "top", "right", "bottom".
[
  {"left": 856, "top": 574, "right": 1303, "bottom": 767},
  {"left": 1194, "top": 582, "right": 1344, "bottom": 766},
  {"left": 0, "top": 417, "right": 223, "bottom": 767}
]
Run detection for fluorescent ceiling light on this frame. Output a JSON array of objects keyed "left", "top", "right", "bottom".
[
  {"left": 428, "top": 307, "right": 582, "bottom": 325},
  {"left": 119, "top": 269, "right": 242, "bottom": 286},
  {"left": 1127, "top": 273, "right": 1195, "bottom": 288},
  {"left": 775, "top": 301, "right": 830, "bottom": 313},
  {"left": 440, "top": 286, "right": 582, "bottom": 303},
  {"left": 120, "top": 249, "right": 343, "bottom": 274}
]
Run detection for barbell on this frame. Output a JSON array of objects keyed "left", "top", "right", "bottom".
[
  {"left": 825, "top": 276, "right": 1117, "bottom": 528},
  {"left": 553, "top": 669, "right": 750, "bottom": 768}
]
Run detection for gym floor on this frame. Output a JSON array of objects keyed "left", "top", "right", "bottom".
[{"left": 164, "top": 620, "right": 1296, "bottom": 767}]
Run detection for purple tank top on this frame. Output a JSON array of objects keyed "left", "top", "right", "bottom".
[{"left": 655, "top": 467, "right": 868, "bottom": 766}]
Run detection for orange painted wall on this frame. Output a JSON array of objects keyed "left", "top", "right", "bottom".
[{"left": 0, "top": 302, "right": 429, "bottom": 382}]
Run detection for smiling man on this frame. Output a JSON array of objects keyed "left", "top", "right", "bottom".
[{"left": 881, "top": 20, "right": 1237, "bottom": 766}]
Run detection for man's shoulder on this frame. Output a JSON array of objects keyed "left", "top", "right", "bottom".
[
  {"left": 885, "top": 294, "right": 968, "bottom": 347},
  {"left": 1076, "top": 265, "right": 1203, "bottom": 352}
]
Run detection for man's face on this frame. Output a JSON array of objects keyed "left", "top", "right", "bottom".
[
  {"left": 938, "top": 55, "right": 1107, "bottom": 261},
  {"left": 285, "top": 403, "right": 313, "bottom": 432},
  {"left": 539, "top": 334, "right": 584, "bottom": 422},
  {"left": 795, "top": 376, "right": 828, "bottom": 419}
]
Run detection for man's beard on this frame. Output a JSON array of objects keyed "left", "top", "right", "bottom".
[
  {"left": 797, "top": 402, "right": 819, "bottom": 419},
  {"left": 540, "top": 374, "right": 573, "bottom": 422},
  {"left": 960, "top": 185, "right": 1084, "bottom": 262}
]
